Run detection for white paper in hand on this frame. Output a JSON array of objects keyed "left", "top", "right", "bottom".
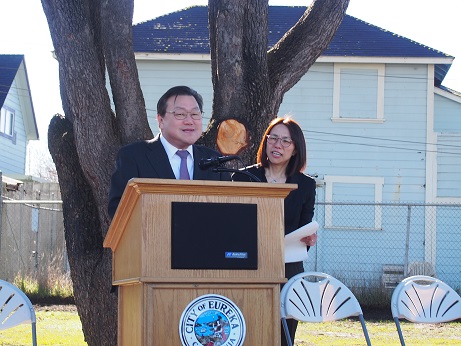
[{"left": 284, "top": 221, "right": 319, "bottom": 263}]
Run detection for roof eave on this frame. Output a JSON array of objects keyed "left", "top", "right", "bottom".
[
  {"left": 435, "top": 86, "right": 461, "bottom": 103},
  {"left": 135, "top": 52, "right": 210, "bottom": 61},
  {"left": 16, "top": 60, "right": 39, "bottom": 141},
  {"left": 135, "top": 51, "right": 453, "bottom": 64}
]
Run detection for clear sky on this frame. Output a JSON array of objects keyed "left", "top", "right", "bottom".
[{"left": 1, "top": 0, "right": 460, "bottom": 149}]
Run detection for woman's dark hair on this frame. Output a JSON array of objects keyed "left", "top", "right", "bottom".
[
  {"left": 156, "top": 86, "right": 203, "bottom": 116},
  {"left": 256, "top": 116, "right": 307, "bottom": 177}
]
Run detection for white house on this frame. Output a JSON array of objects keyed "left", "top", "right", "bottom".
[
  {"left": 0, "top": 54, "right": 39, "bottom": 179},
  {"left": 125, "top": 6, "right": 461, "bottom": 288}
]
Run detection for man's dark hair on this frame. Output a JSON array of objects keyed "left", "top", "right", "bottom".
[{"left": 156, "top": 86, "right": 203, "bottom": 116}]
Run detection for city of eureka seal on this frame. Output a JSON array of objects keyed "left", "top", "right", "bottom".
[{"left": 179, "top": 294, "right": 246, "bottom": 346}]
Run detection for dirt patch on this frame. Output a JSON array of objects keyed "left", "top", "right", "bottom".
[
  {"left": 34, "top": 304, "right": 78, "bottom": 312},
  {"left": 362, "top": 306, "right": 393, "bottom": 321},
  {"left": 32, "top": 296, "right": 77, "bottom": 312}
]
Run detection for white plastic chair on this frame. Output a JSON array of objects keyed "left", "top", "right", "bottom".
[
  {"left": 0, "top": 279, "right": 37, "bottom": 346},
  {"left": 391, "top": 275, "right": 461, "bottom": 346},
  {"left": 280, "top": 271, "right": 372, "bottom": 346},
  {"left": 407, "top": 262, "right": 436, "bottom": 277}
]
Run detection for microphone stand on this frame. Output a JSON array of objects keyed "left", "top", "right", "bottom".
[{"left": 211, "top": 166, "right": 261, "bottom": 182}]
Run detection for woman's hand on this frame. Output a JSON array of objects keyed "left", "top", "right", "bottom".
[{"left": 300, "top": 232, "right": 317, "bottom": 247}]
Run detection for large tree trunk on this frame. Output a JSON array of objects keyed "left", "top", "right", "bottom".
[
  {"left": 41, "top": 0, "right": 150, "bottom": 344},
  {"left": 204, "top": 0, "right": 349, "bottom": 165},
  {"left": 204, "top": 0, "right": 273, "bottom": 164},
  {"left": 40, "top": 0, "right": 349, "bottom": 344},
  {"left": 48, "top": 115, "right": 117, "bottom": 345}
]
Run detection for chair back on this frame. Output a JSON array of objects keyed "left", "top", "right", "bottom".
[
  {"left": 407, "top": 262, "right": 435, "bottom": 277},
  {"left": 391, "top": 275, "right": 461, "bottom": 323},
  {"left": 281, "top": 272, "right": 363, "bottom": 322},
  {"left": 280, "top": 271, "right": 372, "bottom": 346},
  {"left": 0, "top": 280, "right": 37, "bottom": 346}
]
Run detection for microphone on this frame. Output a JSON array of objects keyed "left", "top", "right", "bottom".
[{"left": 199, "top": 155, "right": 241, "bottom": 170}]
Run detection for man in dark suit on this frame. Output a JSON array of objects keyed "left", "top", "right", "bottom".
[{"left": 108, "top": 86, "right": 231, "bottom": 218}]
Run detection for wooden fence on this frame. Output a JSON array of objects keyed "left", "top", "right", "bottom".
[{"left": 1, "top": 178, "right": 66, "bottom": 285}]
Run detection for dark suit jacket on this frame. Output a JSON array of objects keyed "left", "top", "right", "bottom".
[
  {"left": 108, "top": 134, "right": 231, "bottom": 218},
  {"left": 232, "top": 165, "right": 316, "bottom": 279}
]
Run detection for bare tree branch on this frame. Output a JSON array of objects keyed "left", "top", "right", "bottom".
[
  {"left": 268, "top": 0, "right": 350, "bottom": 110},
  {"left": 101, "top": 0, "right": 152, "bottom": 144}
]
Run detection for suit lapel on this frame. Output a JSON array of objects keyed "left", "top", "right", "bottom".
[
  {"left": 192, "top": 145, "right": 211, "bottom": 180},
  {"left": 145, "top": 135, "right": 176, "bottom": 179}
]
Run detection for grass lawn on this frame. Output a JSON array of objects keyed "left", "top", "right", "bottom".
[
  {"left": 297, "top": 318, "right": 461, "bottom": 345},
  {"left": 1, "top": 305, "right": 460, "bottom": 345},
  {"left": 0, "top": 306, "right": 86, "bottom": 346}
]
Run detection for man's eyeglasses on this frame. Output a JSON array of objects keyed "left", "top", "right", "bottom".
[
  {"left": 166, "top": 110, "right": 203, "bottom": 120},
  {"left": 266, "top": 134, "right": 293, "bottom": 147}
]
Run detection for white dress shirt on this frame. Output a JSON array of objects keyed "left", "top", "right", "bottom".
[{"left": 159, "top": 134, "right": 194, "bottom": 179}]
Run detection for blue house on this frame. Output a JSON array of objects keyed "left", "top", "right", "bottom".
[
  {"left": 128, "top": 6, "right": 461, "bottom": 288},
  {"left": 0, "top": 54, "right": 39, "bottom": 177}
]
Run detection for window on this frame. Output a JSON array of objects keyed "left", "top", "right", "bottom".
[
  {"left": 332, "top": 64, "right": 385, "bottom": 123},
  {"left": 324, "top": 175, "right": 385, "bottom": 230},
  {"left": 0, "top": 106, "right": 15, "bottom": 137}
]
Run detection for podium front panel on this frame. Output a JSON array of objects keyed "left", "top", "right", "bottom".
[
  {"left": 171, "top": 201, "right": 258, "bottom": 270},
  {"left": 141, "top": 193, "right": 285, "bottom": 282},
  {"left": 143, "top": 283, "right": 280, "bottom": 345}
]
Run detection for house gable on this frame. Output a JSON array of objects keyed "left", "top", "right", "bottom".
[
  {"left": 0, "top": 55, "right": 38, "bottom": 141},
  {"left": 0, "top": 55, "right": 23, "bottom": 108},
  {"left": 0, "top": 54, "right": 39, "bottom": 175}
]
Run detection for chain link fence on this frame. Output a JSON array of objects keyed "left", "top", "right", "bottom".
[
  {"left": 305, "top": 201, "right": 461, "bottom": 291},
  {"left": 1, "top": 179, "right": 460, "bottom": 292}
]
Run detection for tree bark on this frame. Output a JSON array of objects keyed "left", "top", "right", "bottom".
[{"left": 40, "top": 0, "right": 349, "bottom": 344}]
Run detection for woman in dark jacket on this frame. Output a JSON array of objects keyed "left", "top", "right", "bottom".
[{"left": 233, "top": 116, "right": 317, "bottom": 346}]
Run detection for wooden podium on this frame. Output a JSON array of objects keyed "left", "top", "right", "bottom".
[{"left": 103, "top": 178, "right": 296, "bottom": 345}]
